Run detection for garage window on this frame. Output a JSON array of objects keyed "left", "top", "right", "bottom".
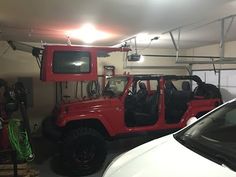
[{"left": 53, "top": 51, "right": 91, "bottom": 74}]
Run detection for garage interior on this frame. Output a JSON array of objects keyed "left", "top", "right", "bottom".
[{"left": 0, "top": 0, "right": 236, "bottom": 177}]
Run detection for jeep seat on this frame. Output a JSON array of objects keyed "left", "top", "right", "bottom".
[
  {"left": 165, "top": 81, "right": 192, "bottom": 124},
  {"left": 135, "top": 82, "right": 148, "bottom": 111}
]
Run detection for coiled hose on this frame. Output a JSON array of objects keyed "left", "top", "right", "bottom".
[{"left": 8, "top": 119, "right": 34, "bottom": 161}]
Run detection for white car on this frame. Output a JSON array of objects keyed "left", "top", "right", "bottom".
[{"left": 103, "top": 99, "right": 236, "bottom": 177}]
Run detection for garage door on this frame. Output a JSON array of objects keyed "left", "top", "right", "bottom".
[{"left": 193, "top": 70, "right": 236, "bottom": 102}]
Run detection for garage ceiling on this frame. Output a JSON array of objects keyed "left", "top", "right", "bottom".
[{"left": 0, "top": 0, "right": 236, "bottom": 48}]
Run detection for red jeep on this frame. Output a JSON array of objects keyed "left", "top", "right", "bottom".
[{"left": 43, "top": 74, "right": 222, "bottom": 175}]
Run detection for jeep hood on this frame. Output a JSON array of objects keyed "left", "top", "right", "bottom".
[
  {"left": 62, "top": 97, "right": 121, "bottom": 109},
  {"left": 103, "top": 134, "right": 235, "bottom": 177}
]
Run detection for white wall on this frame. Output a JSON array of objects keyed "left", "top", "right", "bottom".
[
  {"left": 0, "top": 41, "right": 55, "bottom": 130},
  {"left": 185, "top": 41, "right": 236, "bottom": 70},
  {"left": 98, "top": 48, "right": 188, "bottom": 75}
]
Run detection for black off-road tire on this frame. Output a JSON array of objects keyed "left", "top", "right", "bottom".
[{"left": 62, "top": 127, "right": 107, "bottom": 176}]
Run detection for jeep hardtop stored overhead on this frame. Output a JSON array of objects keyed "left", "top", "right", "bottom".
[{"left": 40, "top": 45, "right": 130, "bottom": 81}]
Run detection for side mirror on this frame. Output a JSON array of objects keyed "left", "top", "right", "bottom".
[{"left": 186, "top": 117, "right": 197, "bottom": 126}]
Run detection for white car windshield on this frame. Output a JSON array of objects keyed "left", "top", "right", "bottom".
[{"left": 175, "top": 100, "right": 236, "bottom": 171}]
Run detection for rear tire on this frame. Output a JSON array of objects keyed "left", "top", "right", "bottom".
[{"left": 62, "top": 127, "right": 107, "bottom": 176}]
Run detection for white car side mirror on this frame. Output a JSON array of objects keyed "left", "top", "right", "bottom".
[{"left": 186, "top": 117, "right": 197, "bottom": 126}]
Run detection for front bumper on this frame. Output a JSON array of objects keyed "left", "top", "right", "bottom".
[{"left": 42, "top": 116, "right": 62, "bottom": 141}]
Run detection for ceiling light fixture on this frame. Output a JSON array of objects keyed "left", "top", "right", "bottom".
[{"left": 65, "top": 23, "right": 111, "bottom": 44}]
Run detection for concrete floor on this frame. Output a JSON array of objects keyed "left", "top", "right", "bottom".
[{"left": 31, "top": 135, "right": 155, "bottom": 177}]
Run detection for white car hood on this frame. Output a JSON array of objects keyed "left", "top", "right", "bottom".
[{"left": 103, "top": 135, "right": 236, "bottom": 177}]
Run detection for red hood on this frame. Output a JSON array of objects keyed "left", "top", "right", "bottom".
[
  {"left": 54, "top": 96, "right": 123, "bottom": 127},
  {"left": 62, "top": 96, "right": 120, "bottom": 108}
]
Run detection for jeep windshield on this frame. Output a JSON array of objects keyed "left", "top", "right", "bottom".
[
  {"left": 175, "top": 100, "right": 236, "bottom": 171},
  {"left": 103, "top": 76, "right": 128, "bottom": 97}
]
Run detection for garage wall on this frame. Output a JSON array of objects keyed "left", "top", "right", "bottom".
[
  {"left": 98, "top": 48, "right": 188, "bottom": 75},
  {"left": 185, "top": 41, "right": 236, "bottom": 70},
  {"left": 0, "top": 41, "right": 55, "bottom": 130}
]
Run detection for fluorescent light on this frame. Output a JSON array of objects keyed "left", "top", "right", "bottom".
[{"left": 66, "top": 23, "right": 111, "bottom": 44}]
